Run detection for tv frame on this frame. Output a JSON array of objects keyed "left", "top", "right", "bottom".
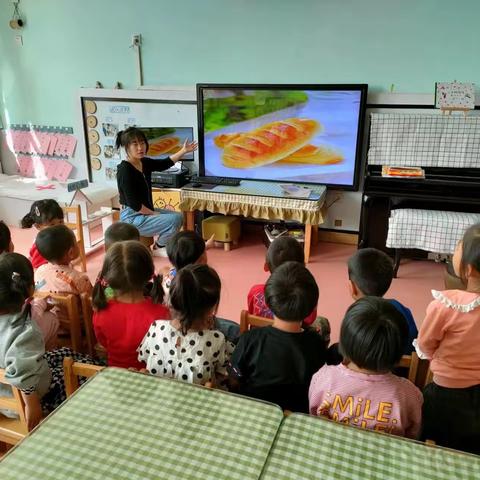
[{"left": 197, "top": 83, "right": 368, "bottom": 191}]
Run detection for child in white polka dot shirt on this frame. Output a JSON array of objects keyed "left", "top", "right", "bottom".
[{"left": 138, "top": 264, "right": 234, "bottom": 386}]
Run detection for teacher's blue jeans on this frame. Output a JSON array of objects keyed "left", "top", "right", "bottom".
[{"left": 120, "top": 206, "right": 183, "bottom": 247}]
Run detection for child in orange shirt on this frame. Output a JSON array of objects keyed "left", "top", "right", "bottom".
[
  {"left": 416, "top": 223, "right": 480, "bottom": 454},
  {"left": 34, "top": 225, "right": 92, "bottom": 295}
]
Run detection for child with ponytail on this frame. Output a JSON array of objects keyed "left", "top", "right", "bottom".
[
  {"left": 92, "top": 241, "right": 169, "bottom": 369},
  {"left": 21, "top": 199, "right": 64, "bottom": 269},
  {"left": 0, "top": 253, "right": 92, "bottom": 429},
  {"left": 138, "top": 264, "right": 234, "bottom": 386}
]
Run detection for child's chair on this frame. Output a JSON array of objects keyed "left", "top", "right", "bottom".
[
  {"left": 139, "top": 236, "right": 154, "bottom": 248},
  {"left": 63, "top": 357, "right": 104, "bottom": 398},
  {"left": 63, "top": 204, "right": 87, "bottom": 273},
  {"left": 80, "top": 293, "right": 95, "bottom": 357},
  {"left": 80, "top": 294, "right": 106, "bottom": 360},
  {"left": 239, "top": 310, "right": 273, "bottom": 333},
  {"left": 0, "top": 369, "right": 29, "bottom": 445},
  {"left": 397, "top": 352, "right": 420, "bottom": 384},
  {"left": 34, "top": 292, "right": 83, "bottom": 352}
]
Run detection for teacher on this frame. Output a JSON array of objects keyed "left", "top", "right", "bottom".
[{"left": 116, "top": 127, "right": 197, "bottom": 257}]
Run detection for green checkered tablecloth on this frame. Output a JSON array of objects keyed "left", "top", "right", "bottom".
[
  {"left": 260, "top": 414, "right": 480, "bottom": 480},
  {"left": 0, "top": 368, "right": 283, "bottom": 480}
]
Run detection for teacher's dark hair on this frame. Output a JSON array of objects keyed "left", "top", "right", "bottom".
[{"left": 115, "top": 127, "right": 149, "bottom": 152}]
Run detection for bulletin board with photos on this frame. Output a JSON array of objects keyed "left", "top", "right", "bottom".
[{"left": 80, "top": 96, "right": 197, "bottom": 185}]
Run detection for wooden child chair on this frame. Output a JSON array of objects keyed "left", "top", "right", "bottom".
[
  {"left": 397, "top": 352, "right": 420, "bottom": 384},
  {"left": 0, "top": 369, "right": 29, "bottom": 445},
  {"left": 63, "top": 204, "right": 87, "bottom": 273},
  {"left": 80, "top": 294, "right": 107, "bottom": 360},
  {"left": 239, "top": 310, "right": 273, "bottom": 333},
  {"left": 80, "top": 293, "right": 96, "bottom": 357},
  {"left": 63, "top": 357, "right": 104, "bottom": 398},
  {"left": 34, "top": 292, "right": 83, "bottom": 352},
  {"left": 139, "top": 236, "right": 154, "bottom": 248}
]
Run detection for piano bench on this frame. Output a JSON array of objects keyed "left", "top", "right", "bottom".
[{"left": 386, "top": 208, "right": 480, "bottom": 277}]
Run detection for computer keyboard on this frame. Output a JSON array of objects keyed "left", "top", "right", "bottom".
[{"left": 190, "top": 176, "right": 241, "bottom": 186}]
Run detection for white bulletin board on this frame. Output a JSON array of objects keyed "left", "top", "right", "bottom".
[{"left": 78, "top": 88, "right": 197, "bottom": 185}]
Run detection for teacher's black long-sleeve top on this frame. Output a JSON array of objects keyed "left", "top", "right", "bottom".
[{"left": 117, "top": 157, "right": 174, "bottom": 211}]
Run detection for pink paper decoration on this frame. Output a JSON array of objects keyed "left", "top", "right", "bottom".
[{"left": 54, "top": 160, "right": 74, "bottom": 181}]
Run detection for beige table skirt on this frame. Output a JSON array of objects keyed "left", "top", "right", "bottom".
[{"left": 180, "top": 190, "right": 324, "bottom": 225}]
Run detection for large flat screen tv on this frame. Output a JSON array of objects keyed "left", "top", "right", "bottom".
[{"left": 197, "top": 84, "right": 368, "bottom": 190}]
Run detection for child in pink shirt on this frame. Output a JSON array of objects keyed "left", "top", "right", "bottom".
[
  {"left": 416, "top": 223, "right": 480, "bottom": 454},
  {"left": 34, "top": 224, "right": 92, "bottom": 295},
  {"left": 309, "top": 297, "right": 422, "bottom": 439}
]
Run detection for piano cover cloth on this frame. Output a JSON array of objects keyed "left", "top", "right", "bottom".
[
  {"left": 368, "top": 114, "right": 480, "bottom": 168},
  {"left": 386, "top": 208, "right": 480, "bottom": 254}
]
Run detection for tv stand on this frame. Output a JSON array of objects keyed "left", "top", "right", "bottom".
[{"left": 180, "top": 180, "right": 327, "bottom": 262}]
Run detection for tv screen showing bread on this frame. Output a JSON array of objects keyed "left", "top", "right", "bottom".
[{"left": 197, "top": 84, "right": 367, "bottom": 190}]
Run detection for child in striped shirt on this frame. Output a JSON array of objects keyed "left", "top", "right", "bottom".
[{"left": 309, "top": 297, "right": 422, "bottom": 439}]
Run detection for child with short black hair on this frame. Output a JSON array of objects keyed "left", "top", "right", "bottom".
[
  {"left": 231, "top": 261, "right": 326, "bottom": 412},
  {"left": 347, "top": 248, "right": 417, "bottom": 353},
  {"left": 93, "top": 241, "right": 168, "bottom": 369},
  {"left": 162, "top": 230, "right": 207, "bottom": 294},
  {"left": 0, "top": 220, "right": 14, "bottom": 254},
  {"left": 21, "top": 199, "right": 64, "bottom": 268},
  {"left": 138, "top": 264, "right": 233, "bottom": 386},
  {"left": 247, "top": 236, "right": 318, "bottom": 327},
  {"left": 34, "top": 224, "right": 92, "bottom": 295},
  {"left": 417, "top": 223, "right": 480, "bottom": 454},
  {"left": 309, "top": 297, "right": 422, "bottom": 439},
  {"left": 104, "top": 222, "right": 140, "bottom": 251}
]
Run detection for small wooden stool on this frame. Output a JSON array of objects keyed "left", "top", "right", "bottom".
[
  {"left": 202, "top": 215, "right": 241, "bottom": 251},
  {"left": 139, "top": 236, "right": 154, "bottom": 248}
]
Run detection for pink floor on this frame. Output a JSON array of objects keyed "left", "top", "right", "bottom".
[{"left": 10, "top": 225, "right": 444, "bottom": 342}]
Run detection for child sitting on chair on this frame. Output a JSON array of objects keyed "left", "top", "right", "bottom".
[
  {"left": 247, "top": 236, "right": 329, "bottom": 343},
  {"left": 416, "top": 223, "right": 480, "bottom": 454},
  {"left": 93, "top": 241, "right": 169, "bottom": 369},
  {"left": 309, "top": 297, "right": 422, "bottom": 439},
  {"left": 347, "top": 248, "right": 417, "bottom": 354},
  {"left": 138, "top": 264, "right": 233, "bottom": 386},
  {"left": 21, "top": 199, "right": 65, "bottom": 269},
  {"left": 34, "top": 224, "right": 92, "bottom": 295},
  {"left": 163, "top": 230, "right": 207, "bottom": 296},
  {"left": 164, "top": 231, "right": 239, "bottom": 343},
  {"left": 0, "top": 253, "right": 94, "bottom": 429},
  {"left": 231, "top": 261, "right": 326, "bottom": 412},
  {"left": 0, "top": 221, "right": 58, "bottom": 349},
  {"left": 104, "top": 222, "right": 140, "bottom": 251}
]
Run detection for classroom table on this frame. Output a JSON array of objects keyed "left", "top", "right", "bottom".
[
  {"left": 0, "top": 368, "right": 283, "bottom": 480},
  {"left": 260, "top": 413, "right": 480, "bottom": 480},
  {"left": 180, "top": 180, "right": 327, "bottom": 263}
]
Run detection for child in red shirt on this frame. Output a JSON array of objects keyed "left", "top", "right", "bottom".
[
  {"left": 247, "top": 236, "right": 318, "bottom": 325},
  {"left": 93, "top": 240, "right": 169, "bottom": 369},
  {"left": 21, "top": 199, "right": 65, "bottom": 269}
]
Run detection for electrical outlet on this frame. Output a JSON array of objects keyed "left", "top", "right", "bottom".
[
  {"left": 334, "top": 219, "right": 343, "bottom": 227},
  {"left": 131, "top": 34, "right": 141, "bottom": 47}
]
